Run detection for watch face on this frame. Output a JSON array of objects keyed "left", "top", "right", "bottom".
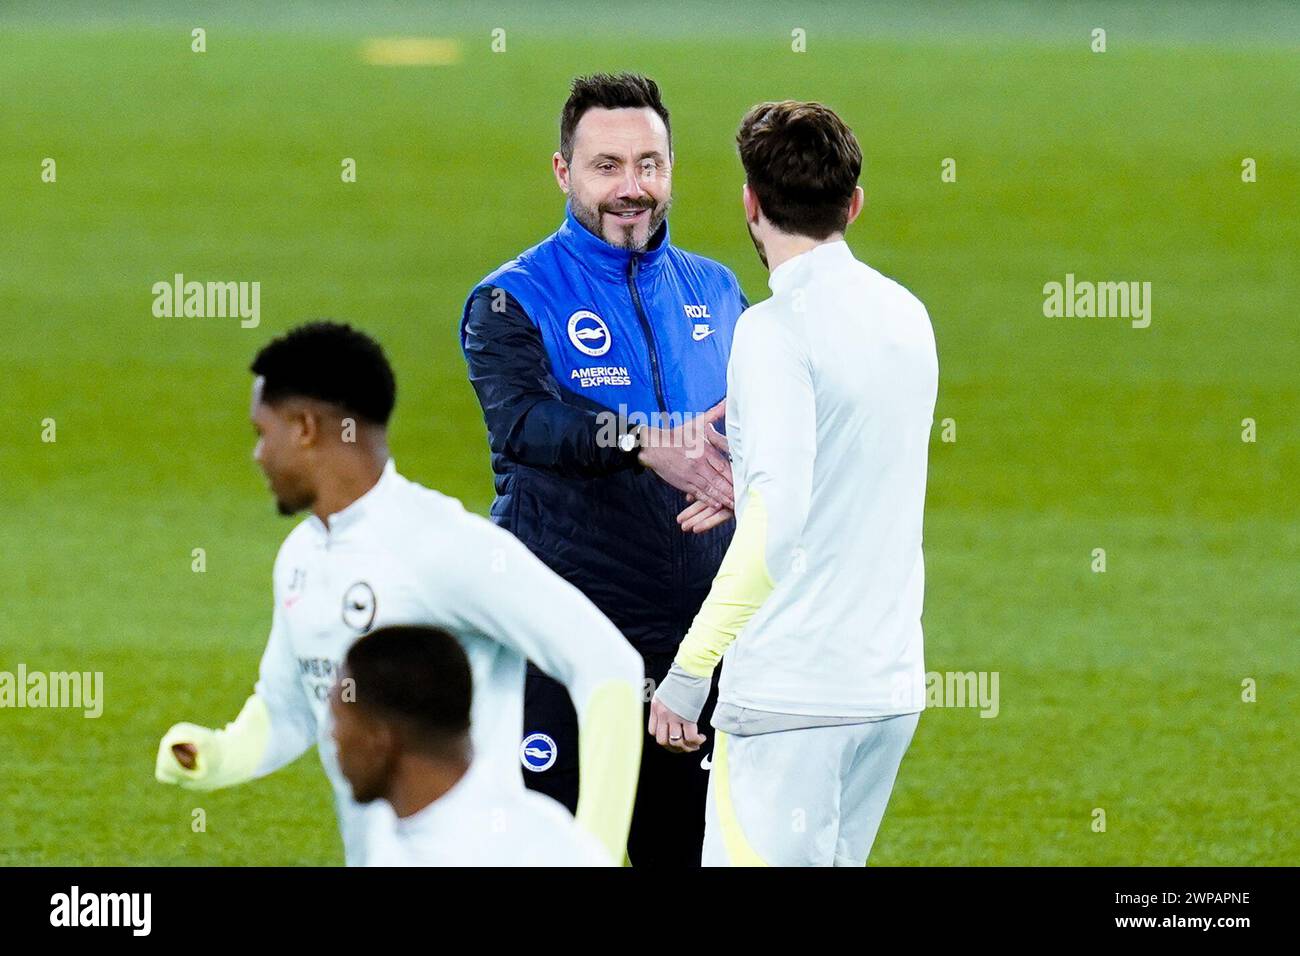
[{"left": 619, "top": 432, "right": 636, "bottom": 453}]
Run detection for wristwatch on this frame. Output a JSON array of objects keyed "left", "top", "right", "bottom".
[{"left": 618, "top": 424, "right": 645, "bottom": 455}]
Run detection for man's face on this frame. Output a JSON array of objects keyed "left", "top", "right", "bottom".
[
  {"left": 250, "top": 376, "right": 315, "bottom": 516},
  {"left": 329, "top": 672, "right": 395, "bottom": 805},
  {"left": 555, "top": 107, "right": 673, "bottom": 252}
]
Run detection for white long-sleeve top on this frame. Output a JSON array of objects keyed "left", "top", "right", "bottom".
[
  {"left": 364, "top": 757, "right": 612, "bottom": 867},
  {"left": 251, "top": 460, "right": 643, "bottom": 863},
  {"left": 659, "top": 240, "right": 938, "bottom": 728}
]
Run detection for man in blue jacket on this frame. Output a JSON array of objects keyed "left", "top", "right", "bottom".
[{"left": 460, "top": 73, "right": 748, "bottom": 866}]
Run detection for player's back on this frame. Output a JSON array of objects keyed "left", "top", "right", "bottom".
[
  {"left": 722, "top": 240, "right": 937, "bottom": 718},
  {"left": 800, "top": 249, "right": 937, "bottom": 638}
]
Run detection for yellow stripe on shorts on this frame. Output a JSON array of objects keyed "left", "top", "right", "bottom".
[{"left": 713, "top": 731, "right": 769, "bottom": 866}]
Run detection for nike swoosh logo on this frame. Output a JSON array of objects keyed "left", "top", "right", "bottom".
[
  {"left": 701, "top": 754, "right": 712, "bottom": 770},
  {"left": 692, "top": 327, "right": 715, "bottom": 341}
]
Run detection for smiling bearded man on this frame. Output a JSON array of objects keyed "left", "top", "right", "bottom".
[{"left": 460, "top": 72, "right": 750, "bottom": 867}]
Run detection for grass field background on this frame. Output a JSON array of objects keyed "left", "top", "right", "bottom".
[{"left": 2, "top": 1, "right": 1296, "bottom": 865}]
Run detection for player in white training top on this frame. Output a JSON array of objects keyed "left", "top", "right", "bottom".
[
  {"left": 331, "top": 624, "right": 610, "bottom": 866},
  {"left": 154, "top": 322, "right": 643, "bottom": 865},
  {"left": 651, "top": 102, "right": 938, "bottom": 866}
]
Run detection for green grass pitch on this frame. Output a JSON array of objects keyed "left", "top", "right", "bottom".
[{"left": 1, "top": 1, "right": 1296, "bottom": 864}]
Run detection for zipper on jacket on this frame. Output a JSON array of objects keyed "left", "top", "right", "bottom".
[
  {"left": 629, "top": 253, "right": 683, "bottom": 639},
  {"left": 628, "top": 255, "right": 668, "bottom": 415}
]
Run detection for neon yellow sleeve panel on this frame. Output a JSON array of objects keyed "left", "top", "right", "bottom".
[
  {"left": 713, "top": 731, "right": 769, "bottom": 865},
  {"left": 575, "top": 678, "right": 643, "bottom": 864},
  {"left": 674, "top": 487, "right": 776, "bottom": 680},
  {"left": 155, "top": 694, "right": 272, "bottom": 791}
]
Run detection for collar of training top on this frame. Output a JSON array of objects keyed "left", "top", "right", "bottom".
[
  {"left": 555, "top": 201, "right": 671, "bottom": 282},
  {"left": 310, "top": 457, "right": 398, "bottom": 536},
  {"left": 768, "top": 239, "right": 854, "bottom": 294}
]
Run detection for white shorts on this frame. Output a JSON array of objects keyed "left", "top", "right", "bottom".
[{"left": 702, "top": 713, "right": 920, "bottom": 867}]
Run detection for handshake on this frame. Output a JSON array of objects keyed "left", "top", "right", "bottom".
[{"left": 632, "top": 399, "right": 735, "bottom": 534}]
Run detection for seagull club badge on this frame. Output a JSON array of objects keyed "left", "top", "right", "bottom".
[
  {"left": 567, "top": 309, "right": 611, "bottom": 357},
  {"left": 341, "top": 582, "right": 377, "bottom": 632}
]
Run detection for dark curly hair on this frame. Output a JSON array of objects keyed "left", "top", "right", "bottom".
[{"left": 250, "top": 320, "right": 396, "bottom": 425}]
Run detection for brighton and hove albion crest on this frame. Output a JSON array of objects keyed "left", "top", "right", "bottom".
[
  {"left": 341, "top": 582, "right": 377, "bottom": 632},
  {"left": 519, "top": 732, "right": 558, "bottom": 772},
  {"left": 567, "top": 310, "right": 611, "bottom": 357}
]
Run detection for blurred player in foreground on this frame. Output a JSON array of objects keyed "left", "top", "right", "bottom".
[
  {"left": 154, "top": 321, "right": 643, "bottom": 865},
  {"left": 650, "top": 102, "right": 938, "bottom": 865},
  {"left": 333, "top": 624, "right": 611, "bottom": 866}
]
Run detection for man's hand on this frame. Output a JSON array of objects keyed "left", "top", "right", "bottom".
[
  {"left": 677, "top": 494, "right": 734, "bottom": 534},
  {"left": 648, "top": 696, "right": 707, "bottom": 754},
  {"left": 638, "top": 400, "right": 733, "bottom": 510},
  {"left": 155, "top": 722, "right": 223, "bottom": 789},
  {"left": 671, "top": 412, "right": 735, "bottom": 531},
  {"left": 153, "top": 696, "right": 272, "bottom": 792}
]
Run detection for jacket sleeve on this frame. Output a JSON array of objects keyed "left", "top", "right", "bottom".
[{"left": 461, "top": 284, "right": 641, "bottom": 479}]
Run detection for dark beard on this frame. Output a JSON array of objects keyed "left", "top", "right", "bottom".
[
  {"left": 275, "top": 490, "right": 312, "bottom": 517},
  {"left": 570, "top": 193, "right": 671, "bottom": 252},
  {"left": 348, "top": 774, "right": 385, "bottom": 805},
  {"left": 746, "top": 219, "right": 768, "bottom": 269}
]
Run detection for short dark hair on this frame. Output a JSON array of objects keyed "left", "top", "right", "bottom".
[
  {"left": 736, "top": 100, "right": 862, "bottom": 239},
  {"left": 560, "top": 72, "right": 671, "bottom": 163},
  {"left": 344, "top": 625, "right": 472, "bottom": 753},
  {"left": 250, "top": 321, "right": 396, "bottom": 425}
]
